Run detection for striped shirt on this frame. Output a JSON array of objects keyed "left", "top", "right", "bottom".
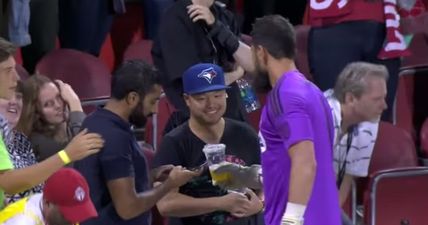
[{"left": 324, "top": 89, "right": 379, "bottom": 177}]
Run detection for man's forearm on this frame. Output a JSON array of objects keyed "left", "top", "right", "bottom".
[
  {"left": 287, "top": 141, "right": 316, "bottom": 206},
  {"left": 225, "top": 66, "right": 244, "bottom": 85},
  {"left": 0, "top": 154, "right": 64, "bottom": 194},
  {"left": 157, "top": 192, "right": 223, "bottom": 217},
  {"left": 288, "top": 163, "right": 316, "bottom": 205},
  {"left": 123, "top": 181, "right": 175, "bottom": 219},
  {"left": 233, "top": 42, "right": 255, "bottom": 73}
]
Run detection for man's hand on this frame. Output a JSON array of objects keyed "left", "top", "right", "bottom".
[
  {"left": 219, "top": 191, "right": 252, "bottom": 217},
  {"left": 64, "top": 129, "right": 104, "bottom": 162},
  {"left": 230, "top": 189, "right": 263, "bottom": 218},
  {"left": 213, "top": 163, "right": 262, "bottom": 190},
  {"left": 224, "top": 65, "right": 245, "bottom": 85},
  {"left": 150, "top": 165, "right": 174, "bottom": 183},
  {"left": 164, "top": 166, "right": 201, "bottom": 189},
  {"left": 187, "top": 5, "right": 215, "bottom": 25},
  {"left": 187, "top": 3, "right": 239, "bottom": 55}
]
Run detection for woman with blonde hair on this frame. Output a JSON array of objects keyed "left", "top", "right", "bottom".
[{"left": 0, "top": 82, "right": 43, "bottom": 203}]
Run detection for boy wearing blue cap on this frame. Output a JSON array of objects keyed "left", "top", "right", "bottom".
[{"left": 152, "top": 63, "right": 264, "bottom": 225}]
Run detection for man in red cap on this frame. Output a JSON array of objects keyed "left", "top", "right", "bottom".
[{"left": 0, "top": 168, "right": 98, "bottom": 225}]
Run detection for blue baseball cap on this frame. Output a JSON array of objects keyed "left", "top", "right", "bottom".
[{"left": 183, "top": 63, "right": 229, "bottom": 95}]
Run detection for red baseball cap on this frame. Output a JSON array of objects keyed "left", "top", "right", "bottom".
[{"left": 43, "top": 168, "right": 98, "bottom": 224}]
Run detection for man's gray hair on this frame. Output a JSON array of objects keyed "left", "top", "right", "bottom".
[{"left": 334, "top": 62, "right": 389, "bottom": 103}]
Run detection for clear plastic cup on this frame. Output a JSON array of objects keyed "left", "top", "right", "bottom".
[{"left": 202, "top": 144, "right": 230, "bottom": 185}]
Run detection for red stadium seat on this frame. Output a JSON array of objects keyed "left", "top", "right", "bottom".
[
  {"left": 369, "top": 122, "right": 418, "bottom": 173},
  {"left": 357, "top": 121, "right": 417, "bottom": 205},
  {"left": 364, "top": 18, "right": 428, "bottom": 225},
  {"left": 123, "top": 39, "right": 153, "bottom": 64},
  {"left": 35, "top": 49, "right": 111, "bottom": 102},
  {"left": 394, "top": 68, "right": 428, "bottom": 141},
  {"left": 394, "top": 70, "right": 416, "bottom": 139},
  {"left": 358, "top": 122, "right": 423, "bottom": 225},
  {"left": 356, "top": 122, "right": 417, "bottom": 203},
  {"left": 364, "top": 167, "right": 428, "bottom": 225},
  {"left": 394, "top": 18, "right": 428, "bottom": 140}
]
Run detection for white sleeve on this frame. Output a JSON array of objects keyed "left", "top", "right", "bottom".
[
  {"left": 345, "top": 121, "right": 380, "bottom": 177},
  {"left": 3, "top": 214, "right": 38, "bottom": 225}
]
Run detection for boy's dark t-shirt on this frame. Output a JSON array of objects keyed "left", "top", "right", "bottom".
[{"left": 153, "top": 118, "right": 262, "bottom": 225}]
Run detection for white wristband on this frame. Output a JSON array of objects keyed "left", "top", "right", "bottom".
[
  {"left": 281, "top": 217, "right": 303, "bottom": 225},
  {"left": 283, "top": 202, "right": 306, "bottom": 220}
]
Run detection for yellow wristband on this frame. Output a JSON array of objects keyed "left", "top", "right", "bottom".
[{"left": 58, "top": 150, "right": 71, "bottom": 165}]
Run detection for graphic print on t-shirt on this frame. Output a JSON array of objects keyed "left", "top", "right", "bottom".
[
  {"left": 180, "top": 154, "right": 247, "bottom": 225},
  {"left": 258, "top": 131, "right": 267, "bottom": 153}
]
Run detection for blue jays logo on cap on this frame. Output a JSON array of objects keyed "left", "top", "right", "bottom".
[
  {"left": 183, "top": 63, "right": 230, "bottom": 95},
  {"left": 197, "top": 67, "right": 217, "bottom": 84}
]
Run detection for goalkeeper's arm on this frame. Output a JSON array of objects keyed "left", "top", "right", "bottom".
[{"left": 282, "top": 140, "right": 316, "bottom": 225}]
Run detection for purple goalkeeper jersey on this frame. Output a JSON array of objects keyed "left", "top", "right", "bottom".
[{"left": 259, "top": 70, "right": 341, "bottom": 225}]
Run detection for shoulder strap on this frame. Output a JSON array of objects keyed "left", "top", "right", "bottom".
[
  {"left": 0, "top": 197, "right": 43, "bottom": 225},
  {"left": 0, "top": 197, "right": 29, "bottom": 223}
]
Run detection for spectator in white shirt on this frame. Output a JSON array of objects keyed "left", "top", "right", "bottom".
[{"left": 324, "top": 61, "right": 388, "bottom": 225}]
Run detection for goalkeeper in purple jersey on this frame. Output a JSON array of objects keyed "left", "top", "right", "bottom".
[{"left": 214, "top": 15, "right": 342, "bottom": 225}]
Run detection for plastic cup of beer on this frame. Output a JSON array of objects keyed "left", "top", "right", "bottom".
[{"left": 202, "top": 144, "right": 230, "bottom": 185}]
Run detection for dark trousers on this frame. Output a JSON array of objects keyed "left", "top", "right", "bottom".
[
  {"left": 21, "top": 0, "right": 58, "bottom": 74},
  {"left": 58, "top": 0, "right": 113, "bottom": 56},
  {"left": 0, "top": 0, "right": 7, "bottom": 36},
  {"left": 309, "top": 21, "right": 400, "bottom": 122},
  {"left": 141, "top": 0, "right": 174, "bottom": 39}
]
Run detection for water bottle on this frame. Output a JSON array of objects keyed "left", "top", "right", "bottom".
[{"left": 236, "top": 78, "right": 260, "bottom": 113}]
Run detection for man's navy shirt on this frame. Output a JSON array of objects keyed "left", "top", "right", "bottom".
[{"left": 74, "top": 108, "right": 151, "bottom": 225}]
